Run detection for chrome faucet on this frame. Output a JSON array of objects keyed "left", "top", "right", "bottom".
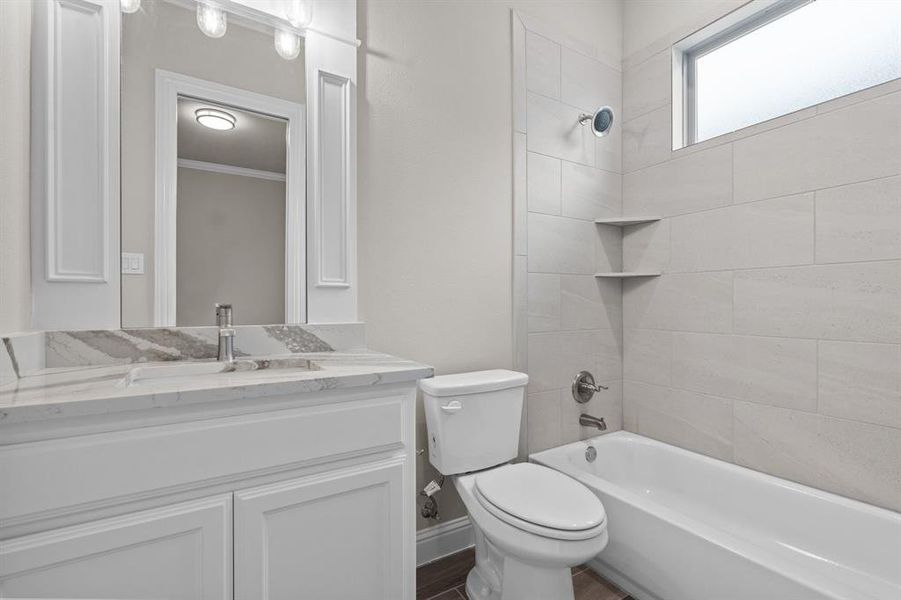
[
  {"left": 215, "top": 303, "right": 235, "bottom": 363},
  {"left": 579, "top": 414, "right": 607, "bottom": 431}
]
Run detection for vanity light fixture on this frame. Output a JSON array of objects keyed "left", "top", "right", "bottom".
[
  {"left": 285, "top": 0, "right": 313, "bottom": 29},
  {"left": 274, "top": 29, "right": 301, "bottom": 60},
  {"left": 196, "top": 2, "right": 227, "bottom": 39},
  {"left": 120, "top": 0, "right": 141, "bottom": 13},
  {"left": 195, "top": 108, "right": 236, "bottom": 131}
]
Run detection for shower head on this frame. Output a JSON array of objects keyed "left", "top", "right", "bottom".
[{"left": 579, "top": 106, "right": 614, "bottom": 137}]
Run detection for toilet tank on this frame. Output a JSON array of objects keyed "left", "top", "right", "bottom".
[{"left": 421, "top": 370, "right": 528, "bottom": 475}]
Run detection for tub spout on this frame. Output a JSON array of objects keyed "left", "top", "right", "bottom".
[{"left": 579, "top": 414, "right": 607, "bottom": 431}]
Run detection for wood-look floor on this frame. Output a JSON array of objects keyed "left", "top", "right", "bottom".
[{"left": 416, "top": 548, "right": 633, "bottom": 600}]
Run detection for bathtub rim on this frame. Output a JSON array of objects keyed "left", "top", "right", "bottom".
[{"left": 530, "top": 431, "right": 901, "bottom": 600}]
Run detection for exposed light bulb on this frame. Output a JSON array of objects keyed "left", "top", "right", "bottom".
[
  {"left": 274, "top": 29, "right": 301, "bottom": 60},
  {"left": 196, "top": 2, "right": 227, "bottom": 39},
  {"left": 120, "top": 0, "right": 141, "bottom": 14},
  {"left": 285, "top": 0, "right": 313, "bottom": 29}
]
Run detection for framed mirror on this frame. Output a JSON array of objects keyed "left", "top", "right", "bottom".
[{"left": 27, "top": 0, "right": 357, "bottom": 331}]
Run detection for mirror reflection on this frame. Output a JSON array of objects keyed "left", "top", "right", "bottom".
[
  {"left": 175, "top": 99, "right": 288, "bottom": 326},
  {"left": 120, "top": 0, "right": 306, "bottom": 328}
]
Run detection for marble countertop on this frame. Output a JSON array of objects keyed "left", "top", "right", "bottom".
[{"left": 0, "top": 351, "right": 433, "bottom": 425}]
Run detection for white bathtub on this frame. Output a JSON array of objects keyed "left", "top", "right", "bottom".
[{"left": 531, "top": 431, "right": 901, "bottom": 600}]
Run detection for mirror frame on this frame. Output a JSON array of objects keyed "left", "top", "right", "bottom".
[{"left": 29, "top": 0, "right": 359, "bottom": 330}]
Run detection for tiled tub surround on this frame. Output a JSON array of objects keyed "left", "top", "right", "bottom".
[
  {"left": 620, "top": 13, "right": 901, "bottom": 512},
  {"left": 513, "top": 13, "right": 626, "bottom": 455}
]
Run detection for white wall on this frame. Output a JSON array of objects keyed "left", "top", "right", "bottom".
[
  {"left": 357, "top": 0, "right": 623, "bottom": 530},
  {"left": 623, "top": 0, "right": 744, "bottom": 59},
  {"left": 0, "top": 0, "right": 32, "bottom": 333},
  {"left": 621, "top": 1, "right": 901, "bottom": 512}
]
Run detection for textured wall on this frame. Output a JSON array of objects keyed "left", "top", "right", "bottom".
[
  {"left": 0, "top": 0, "right": 31, "bottom": 333},
  {"left": 357, "top": 0, "right": 623, "bottom": 531},
  {"left": 621, "top": 3, "right": 901, "bottom": 512}
]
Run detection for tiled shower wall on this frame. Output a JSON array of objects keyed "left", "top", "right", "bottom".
[
  {"left": 512, "top": 13, "right": 625, "bottom": 454},
  {"left": 620, "top": 14, "right": 901, "bottom": 511}
]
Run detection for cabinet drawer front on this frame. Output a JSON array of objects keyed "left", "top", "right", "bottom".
[
  {"left": 234, "top": 460, "right": 408, "bottom": 600},
  {"left": 1, "top": 390, "right": 410, "bottom": 525},
  {"left": 0, "top": 494, "right": 232, "bottom": 599}
]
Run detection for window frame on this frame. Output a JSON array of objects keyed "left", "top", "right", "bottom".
[{"left": 674, "top": 0, "right": 813, "bottom": 148}]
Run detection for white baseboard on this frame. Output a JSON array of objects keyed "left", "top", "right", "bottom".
[{"left": 416, "top": 515, "right": 474, "bottom": 566}]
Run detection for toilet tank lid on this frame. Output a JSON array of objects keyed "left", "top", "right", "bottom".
[{"left": 420, "top": 370, "right": 528, "bottom": 397}]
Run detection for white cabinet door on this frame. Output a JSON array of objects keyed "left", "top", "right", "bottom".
[
  {"left": 0, "top": 495, "right": 232, "bottom": 599},
  {"left": 235, "top": 459, "right": 410, "bottom": 600}
]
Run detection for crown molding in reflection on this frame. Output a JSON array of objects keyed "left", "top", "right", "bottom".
[{"left": 177, "top": 158, "right": 287, "bottom": 182}]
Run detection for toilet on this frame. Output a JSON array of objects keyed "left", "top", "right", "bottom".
[{"left": 421, "top": 370, "right": 608, "bottom": 600}]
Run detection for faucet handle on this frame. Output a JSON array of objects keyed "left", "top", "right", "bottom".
[
  {"left": 215, "top": 303, "right": 233, "bottom": 327},
  {"left": 572, "top": 370, "right": 607, "bottom": 403}
]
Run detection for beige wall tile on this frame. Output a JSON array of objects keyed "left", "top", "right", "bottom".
[
  {"left": 733, "top": 92, "right": 901, "bottom": 203},
  {"left": 513, "top": 132, "right": 528, "bottom": 256},
  {"left": 734, "top": 262, "right": 901, "bottom": 343},
  {"left": 623, "top": 105, "right": 671, "bottom": 173},
  {"left": 672, "top": 332, "right": 817, "bottom": 411},
  {"left": 622, "top": 49, "right": 670, "bottom": 122},
  {"left": 815, "top": 176, "right": 901, "bottom": 263},
  {"left": 623, "top": 219, "right": 670, "bottom": 273},
  {"left": 528, "top": 389, "right": 563, "bottom": 453},
  {"left": 526, "top": 31, "right": 560, "bottom": 99},
  {"left": 561, "top": 161, "right": 621, "bottom": 220},
  {"left": 623, "top": 272, "right": 733, "bottom": 333},
  {"left": 818, "top": 341, "right": 901, "bottom": 430},
  {"left": 527, "top": 273, "right": 560, "bottom": 333},
  {"left": 527, "top": 213, "right": 597, "bottom": 274},
  {"left": 623, "top": 144, "right": 732, "bottom": 216},
  {"left": 527, "top": 92, "right": 595, "bottom": 166},
  {"left": 527, "top": 151, "right": 562, "bottom": 215},
  {"left": 624, "top": 328, "right": 672, "bottom": 387},
  {"left": 561, "top": 47, "right": 621, "bottom": 114},
  {"left": 669, "top": 194, "right": 814, "bottom": 272},
  {"left": 733, "top": 401, "right": 901, "bottom": 512},
  {"left": 560, "top": 275, "right": 622, "bottom": 331},
  {"left": 624, "top": 381, "right": 734, "bottom": 461},
  {"left": 528, "top": 329, "right": 622, "bottom": 392}
]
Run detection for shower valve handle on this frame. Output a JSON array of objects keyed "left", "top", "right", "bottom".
[{"left": 572, "top": 371, "right": 607, "bottom": 403}]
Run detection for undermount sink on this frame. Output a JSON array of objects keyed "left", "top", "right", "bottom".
[{"left": 122, "top": 357, "right": 317, "bottom": 387}]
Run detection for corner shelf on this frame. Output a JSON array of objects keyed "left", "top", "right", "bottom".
[
  {"left": 594, "top": 216, "right": 661, "bottom": 226},
  {"left": 595, "top": 272, "right": 661, "bottom": 278}
]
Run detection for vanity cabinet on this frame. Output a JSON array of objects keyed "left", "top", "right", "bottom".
[
  {"left": 0, "top": 495, "right": 232, "bottom": 599},
  {"left": 0, "top": 383, "right": 417, "bottom": 600},
  {"left": 235, "top": 460, "right": 406, "bottom": 599}
]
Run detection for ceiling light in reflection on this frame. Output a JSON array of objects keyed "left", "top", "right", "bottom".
[{"left": 195, "top": 108, "right": 236, "bottom": 131}]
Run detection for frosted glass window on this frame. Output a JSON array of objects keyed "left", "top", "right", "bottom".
[{"left": 686, "top": 0, "right": 901, "bottom": 145}]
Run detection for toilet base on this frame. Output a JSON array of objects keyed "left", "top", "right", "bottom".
[{"left": 463, "top": 521, "right": 577, "bottom": 600}]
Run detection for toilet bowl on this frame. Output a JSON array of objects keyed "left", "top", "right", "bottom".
[{"left": 421, "top": 370, "right": 608, "bottom": 600}]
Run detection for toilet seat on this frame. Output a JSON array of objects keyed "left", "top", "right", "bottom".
[{"left": 473, "top": 463, "right": 606, "bottom": 541}]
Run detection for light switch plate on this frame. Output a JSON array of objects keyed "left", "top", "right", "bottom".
[{"left": 121, "top": 252, "right": 145, "bottom": 275}]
